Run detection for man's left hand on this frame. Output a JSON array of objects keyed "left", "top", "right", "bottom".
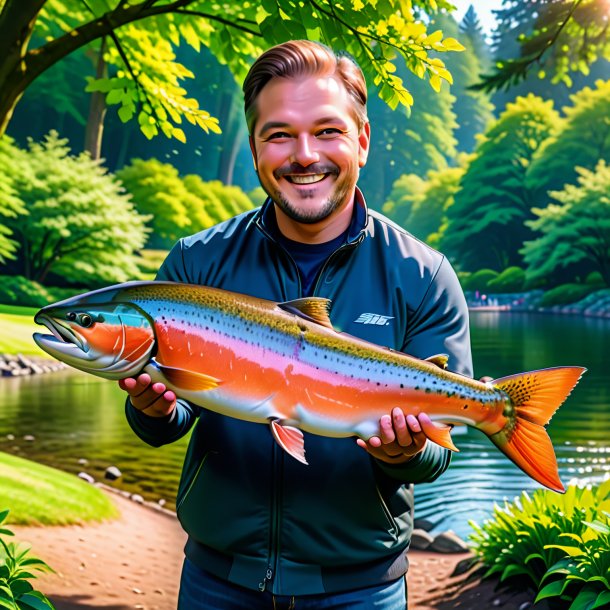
[{"left": 356, "top": 408, "right": 431, "bottom": 464}]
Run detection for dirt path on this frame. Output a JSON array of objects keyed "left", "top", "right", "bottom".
[{"left": 12, "top": 491, "right": 534, "bottom": 610}]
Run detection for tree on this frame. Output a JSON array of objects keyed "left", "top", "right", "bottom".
[
  {"left": 1, "top": 131, "right": 149, "bottom": 285},
  {"left": 522, "top": 160, "right": 610, "bottom": 287},
  {"left": 475, "top": 0, "right": 610, "bottom": 92},
  {"left": 0, "top": 137, "right": 26, "bottom": 263},
  {"left": 441, "top": 94, "right": 560, "bottom": 272},
  {"left": 526, "top": 79, "right": 610, "bottom": 205},
  {"left": 460, "top": 5, "right": 492, "bottom": 73},
  {"left": 0, "top": 0, "right": 465, "bottom": 145}
]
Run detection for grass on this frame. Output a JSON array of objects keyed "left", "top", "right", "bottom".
[
  {"left": 0, "top": 452, "right": 119, "bottom": 525},
  {"left": 0, "top": 305, "right": 47, "bottom": 356}
]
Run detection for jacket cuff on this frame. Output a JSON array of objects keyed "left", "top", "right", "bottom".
[{"left": 374, "top": 442, "right": 451, "bottom": 483}]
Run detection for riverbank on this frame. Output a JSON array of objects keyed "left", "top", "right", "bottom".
[
  {"left": 467, "top": 288, "right": 610, "bottom": 318},
  {"left": 11, "top": 489, "right": 536, "bottom": 610}
]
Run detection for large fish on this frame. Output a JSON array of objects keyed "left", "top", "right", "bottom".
[{"left": 32, "top": 281, "right": 585, "bottom": 492}]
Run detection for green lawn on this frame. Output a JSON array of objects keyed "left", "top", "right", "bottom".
[
  {"left": 0, "top": 305, "right": 47, "bottom": 356},
  {"left": 0, "top": 452, "right": 119, "bottom": 525}
]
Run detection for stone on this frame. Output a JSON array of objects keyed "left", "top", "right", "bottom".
[
  {"left": 131, "top": 494, "right": 144, "bottom": 504},
  {"left": 78, "top": 472, "right": 95, "bottom": 484},
  {"left": 78, "top": 458, "right": 89, "bottom": 466},
  {"left": 23, "top": 435, "right": 35, "bottom": 442},
  {"left": 409, "top": 528, "right": 434, "bottom": 551},
  {"left": 451, "top": 557, "right": 476, "bottom": 576},
  {"left": 413, "top": 517, "right": 435, "bottom": 531},
  {"left": 428, "top": 530, "right": 470, "bottom": 553},
  {"left": 518, "top": 603, "right": 533, "bottom": 610},
  {"left": 6, "top": 434, "right": 14, "bottom": 441},
  {"left": 104, "top": 466, "right": 122, "bottom": 481}
]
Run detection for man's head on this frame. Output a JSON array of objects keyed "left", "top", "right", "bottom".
[
  {"left": 243, "top": 40, "right": 367, "bottom": 135},
  {"left": 243, "top": 41, "right": 370, "bottom": 242}
]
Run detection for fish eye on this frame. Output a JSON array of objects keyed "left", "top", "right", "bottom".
[
  {"left": 78, "top": 313, "right": 93, "bottom": 328},
  {"left": 66, "top": 312, "right": 77, "bottom": 321}
]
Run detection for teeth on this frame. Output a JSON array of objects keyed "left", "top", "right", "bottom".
[{"left": 288, "top": 174, "right": 326, "bottom": 185}]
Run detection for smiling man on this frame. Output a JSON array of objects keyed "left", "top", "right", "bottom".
[{"left": 121, "top": 40, "right": 473, "bottom": 609}]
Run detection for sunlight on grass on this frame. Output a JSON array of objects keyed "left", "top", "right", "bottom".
[
  {"left": 0, "top": 306, "right": 46, "bottom": 356},
  {"left": 0, "top": 452, "right": 119, "bottom": 525}
]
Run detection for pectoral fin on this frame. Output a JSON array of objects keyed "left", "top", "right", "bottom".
[
  {"left": 419, "top": 418, "right": 459, "bottom": 452},
  {"left": 154, "top": 360, "right": 221, "bottom": 391},
  {"left": 270, "top": 419, "right": 308, "bottom": 465}
]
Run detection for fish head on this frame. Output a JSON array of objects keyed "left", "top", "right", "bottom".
[{"left": 33, "top": 285, "right": 155, "bottom": 380}]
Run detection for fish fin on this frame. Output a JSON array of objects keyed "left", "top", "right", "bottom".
[
  {"left": 278, "top": 298, "right": 334, "bottom": 330},
  {"left": 155, "top": 361, "right": 222, "bottom": 391},
  {"left": 424, "top": 354, "right": 449, "bottom": 370},
  {"left": 419, "top": 418, "right": 459, "bottom": 452},
  {"left": 489, "top": 366, "right": 586, "bottom": 493},
  {"left": 270, "top": 419, "right": 308, "bottom": 465}
]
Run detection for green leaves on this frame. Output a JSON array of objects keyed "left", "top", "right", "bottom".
[
  {"left": 470, "top": 480, "right": 610, "bottom": 609},
  {"left": 0, "top": 510, "right": 55, "bottom": 610}
]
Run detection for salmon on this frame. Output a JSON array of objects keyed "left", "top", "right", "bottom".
[{"left": 33, "top": 281, "right": 586, "bottom": 492}]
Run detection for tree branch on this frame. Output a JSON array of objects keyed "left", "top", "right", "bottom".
[{"left": 174, "top": 9, "right": 261, "bottom": 36}]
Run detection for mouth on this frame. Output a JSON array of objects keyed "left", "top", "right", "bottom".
[
  {"left": 33, "top": 315, "right": 86, "bottom": 353},
  {"left": 284, "top": 173, "right": 328, "bottom": 185}
]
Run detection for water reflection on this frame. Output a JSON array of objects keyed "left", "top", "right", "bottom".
[{"left": 0, "top": 312, "right": 608, "bottom": 538}]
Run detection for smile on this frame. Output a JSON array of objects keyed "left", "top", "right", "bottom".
[{"left": 285, "top": 174, "right": 327, "bottom": 185}]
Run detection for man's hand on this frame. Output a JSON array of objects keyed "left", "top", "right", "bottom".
[
  {"left": 119, "top": 373, "right": 177, "bottom": 418},
  {"left": 356, "top": 408, "right": 431, "bottom": 464}
]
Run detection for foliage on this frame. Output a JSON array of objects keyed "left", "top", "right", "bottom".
[
  {"left": 0, "top": 276, "right": 58, "bottom": 308},
  {"left": 487, "top": 266, "right": 526, "bottom": 293},
  {"left": 0, "top": 132, "right": 149, "bottom": 285},
  {"left": 526, "top": 79, "right": 610, "bottom": 206},
  {"left": 441, "top": 94, "right": 560, "bottom": 272},
  {"left": 382, "top": 162, "right": 466, "bottom": 246},
  {"left": 0, "top": 0, "right": 466, "bottom": 142},
  {"left": 118, "top": 158, "right": 255, "bottom": 249},
  {"left": 0, "top": 138, "right": 26, "bottom": 265},
  {"left": 474, "top": 0, "right": 610, "bottom": 92},
  {"left": 469, "top": 479, "right": 610, "bottom": 609},
  {"left": 0, "top": 509, "right": 55, "bottom": 609},
  {"left": 459, "top": 269, "right": 499, "bottom": 292},
  {"left": 538, "top": 283, "right": 600, "bottom": 307},
  {"left": 523, "top": 161, "right": 610, "bottom": 288}
]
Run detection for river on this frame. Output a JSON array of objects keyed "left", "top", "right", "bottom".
[{"left": 0, "top": 311, "right": 607, "bottom": 539}]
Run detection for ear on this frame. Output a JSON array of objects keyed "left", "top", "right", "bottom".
[
  {"left": 358, "top": 121, "right": 371, "bottom": 168},
  {"left": 249, "top": 134, "right": 258, "bottom": 171}
]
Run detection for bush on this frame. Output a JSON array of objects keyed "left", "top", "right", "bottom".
[
  {"left": 469, "top": 480, "right": 610, "bottom": 609},
  {"left": 460, "top": 269, "right": 499, "bottom": 292},
  {"left": 585, "top": 271, "right": 605, "bottom": 287},
  {"left": 0, "top": 275, "right": 56, "bottom": 307},
  {"left": 487, "top": 266, "right": 526, "bottom": 293},
  {"left": 0, "top": 509, "right": 55, "bottom": 608},
  {"left": 539, "top": 283, "right": 598, "bottom": 307}
]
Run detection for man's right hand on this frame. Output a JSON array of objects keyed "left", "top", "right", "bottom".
[{"left": 119, "top": 373, "right": 177, "bottom": 418}]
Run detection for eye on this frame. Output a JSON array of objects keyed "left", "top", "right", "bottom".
[
  {"left": 317, "top": 128, "right": 343, "bottom": 138},
  {"left": 66, "top": 312, "right": 76, "bottom": 321},
  {"left": 77, "top": 313, "right": 93, "bottom": 328},
  {"left": 266, "top": 131, "right": 292, "bottom": 141}
]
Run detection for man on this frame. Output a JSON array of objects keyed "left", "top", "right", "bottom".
[{"left": 120, "top": 40, "right": 472, "bottom": 609}]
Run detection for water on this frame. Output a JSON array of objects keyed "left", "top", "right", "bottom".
[{"left": 0, "top": 311, "right": 607, "bottom": 539}]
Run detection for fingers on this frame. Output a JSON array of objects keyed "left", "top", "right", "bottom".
[{"left": 118, "top": 374, "right": 177, "bottom": 418}]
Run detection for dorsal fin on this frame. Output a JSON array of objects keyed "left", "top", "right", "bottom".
[
  {"left": 278, "top": 297, "right": 334, "bottom": 330},
  {"left": 425, "top": 354, "right": 449, "bottom": 370}
]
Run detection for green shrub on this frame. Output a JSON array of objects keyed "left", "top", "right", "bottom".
[
  {"left": 460, "top": 269, "right": 499, "bottom": 292},
  {"left": 135, "top": 249, "right": 169, "bottom": 279},
  {"left": 0, "top": 276, "right": 56, "bottom": 307},
  {"left": 585, "top": 272, "right": 605, "bottom": 287},
  {"left": 0, "top": 509, "right": 55, "bottom": 609},
  {"left": 469, "top": 480, "right": 610, "bottom": 609},
  {"left": 487, "top": 266, "right": 526, "bottom": 293},
  {"left": 539, "top": 284, "right": 597, "bottom": 307}
]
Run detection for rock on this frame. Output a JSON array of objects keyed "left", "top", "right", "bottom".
[
  {"left": 451, "top": 557, "right": 476, "bottom": 576},
  {"left": 23, "top": 435, "right": 35, "bottom": 442},
  {"left": 410, "top": 528, "right": 434, "bottom": 551},
  {"left": 158, "top": 498, "right": 166, "bottom": 507},
  {"left": 6, "top": 434, "right": 14, "bottom": 441},
  {"left": 413, "top": 517, "right": 435, "bottom": 531},
  {"left": 428, "top": 530, "right": 470, "bottom": 553},
  {"left": 131, "top": 494, "right": 144, "bottom": 504},
  {"left": 78, "top": 472, "right": 95, "bottom": 484},
  {"left": 104, "top": 466, "right": 122, "bottom": 481},
  {"left": 518, "top": 603, "right": 533, "bottom": 610},
  {"left": 78, "top": 458, "right": 89, "bottom": 466}
]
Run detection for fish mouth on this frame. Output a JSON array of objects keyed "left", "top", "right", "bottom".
[{"left": 33, "top": 315, "right": 88, "bottom": 355}]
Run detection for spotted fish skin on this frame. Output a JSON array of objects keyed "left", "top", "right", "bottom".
[{"left": 33, "top": 281, "right": 586, "bottom": 492}]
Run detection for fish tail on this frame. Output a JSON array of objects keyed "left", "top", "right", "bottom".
[{"left": 488, "top": 366, "right": 586, "bottom": 493}]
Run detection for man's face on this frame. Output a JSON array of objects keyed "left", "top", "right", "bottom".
[{"left": 250, "top": 74, "right": 370, "bottom": 226}]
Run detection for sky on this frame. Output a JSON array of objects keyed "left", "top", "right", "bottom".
[{"left": 449, "top": 0, "right": 504, "bottom": 36}]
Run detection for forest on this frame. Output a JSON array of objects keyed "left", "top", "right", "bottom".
[{"left": 1, "top": 0, "right": 609, "bottom": 305}]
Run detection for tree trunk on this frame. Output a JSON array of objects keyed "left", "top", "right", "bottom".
[{"left": 84, "top": 38, "right": 108, "bottom": 160}]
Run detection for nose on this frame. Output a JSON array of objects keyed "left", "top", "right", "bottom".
[{"left": 291, "top": 134, "right": 320, "bottom": 166}]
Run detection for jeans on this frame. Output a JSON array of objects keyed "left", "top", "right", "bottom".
[{"left": 178, "top": 558, "right": 407, "bottom": 609}]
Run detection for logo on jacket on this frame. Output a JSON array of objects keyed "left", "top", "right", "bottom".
[{"left": 353, "top": 313, "right": 394, "bottom": 326}]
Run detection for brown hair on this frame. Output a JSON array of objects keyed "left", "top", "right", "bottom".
[{"left": 243, "top": 40, "right": 368, "bottom": 134}]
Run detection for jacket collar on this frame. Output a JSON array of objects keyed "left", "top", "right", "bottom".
[{"left": 253, "top": 187, "right": 369, "bottom": 246}]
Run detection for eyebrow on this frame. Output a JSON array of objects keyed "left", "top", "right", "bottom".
[{"left": 257, "top": 116, "right": 349, "bottom": 137}]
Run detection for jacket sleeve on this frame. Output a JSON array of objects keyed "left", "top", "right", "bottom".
[
  {"left": 124, "top": 239, "right": 200, "bottom": 446},
  {"left": 376, "top": 255, "right": 472, "bottom": 482}
]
